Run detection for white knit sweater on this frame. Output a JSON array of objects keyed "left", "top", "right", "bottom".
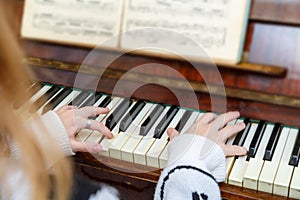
[{"left": 1, "top": 111, "right": 225, "bottom": 200}]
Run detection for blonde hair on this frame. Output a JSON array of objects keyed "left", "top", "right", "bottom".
[{"left": 0, "top": 1, "right": 72, "bottom": 200}]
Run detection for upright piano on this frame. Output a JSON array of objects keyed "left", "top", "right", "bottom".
[{"left": 10, "top": 0, "right": 300, "bottom": 199}]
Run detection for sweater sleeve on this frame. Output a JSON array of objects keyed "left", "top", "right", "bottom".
[
  {"left": 39, "top": 111, "right": 75, "bottom": 156},
  {"left": 10, "top": 111, "right": 74, "bottom": 162},
  {"left": 154, "top": 134, "right": 225, "bottom": 200}
]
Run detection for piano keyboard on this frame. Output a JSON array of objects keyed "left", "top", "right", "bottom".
[{"left": 23, "top": 82, "right": 300, "bottom": 199}]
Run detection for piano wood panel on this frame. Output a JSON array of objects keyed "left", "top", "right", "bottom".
[
  {"left": 250, "top": 0, "right": 300, "bottom": 25},
  {"left": 73, "top": 152, "right": 294, "bottom": 200}
]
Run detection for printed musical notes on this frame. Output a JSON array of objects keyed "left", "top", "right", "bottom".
[
  {"left": 122, "top": 0, "right": 251, "bottom": 63},
  {"left": 21, "top": 0, "right": 124, "bottom": 47},
  {"left": 21, "top": 0, "right": 251, "bottom": 63}
]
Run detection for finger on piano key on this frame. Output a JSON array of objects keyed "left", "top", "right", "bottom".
[
  {"left": 94, "top": 96, "right": 122, "bottom": 122},
  {"left": 225, "top": 119, "right": 249, "bottom": 182},
  {"left": 232, "top": 118, "right": 251, "bottom": 147},
  {"left": 273, "top": 128, "right": 298, "bottom": 196},
  {"left": 228, "top": 122, "right": 257, "bottom": 187},
  {"left": 109, "top": 103, "right": 154, "bottom": 160},
  {"left": 224, "top": 119, "right": 237, "bottom": 183},
  {"left": 42, "top": 87, "right": 73, "bottom": 114},
  {"left": 159, "top": 111, "right": 200, "bottom": 168},
  {"left": 133, "top": 106, "right": 171, "bottom": 165},
  {"left": 88, "top": 95, "right": 112, "bottom": 120},
  {"left": 99, "top": 100, "right": 136, "bottom": 157},
  {"left": 258, "top": 127, "right": 290, "bottom": 193},
  {"left": 75, "top": 95, "right": 110, "bottom": 142},
  {"left": 153, "top": 105, "right": 179, "bottom": 138},
  {"left": 146, "top": 108, "right": 186, "bottom": 168},
  {"left": 84, "top": 97, "right": 123, "bottom": 144},
  {"left": 121, "top": 104, "right": 159, "bottom": 162},
  {"left": 243, "top": 123, "right": 274, "bottom": 190}
]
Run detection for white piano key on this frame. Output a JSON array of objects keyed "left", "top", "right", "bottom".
[
  {"left": 290, "top": 164, "right": 300, "bottom": 198},
  {"left": 258, "top": 127, "right": 290, "bottom": 193},
  {"left": 53, "top": 90, "right": 81, "bottom": 110},
  {"left": 17, "top": 84, "right": 52, "bottom": 114},
  {"left": 226, "top": 119, "right": 242, "bottom": 183},
  {"left": 243, "top": 124, "right": 274, "bottom": 190},
  {"left": 133, "top": 106, "right": 171, "bottom": 165},
  {"left": 109, "top": 103, "right": 154, "bottom": 160},
  {"left": 274, "top": 128, "right": 298, "bottom": 197},
  {"left": 29, "top": 84, "right": 52, "bottom": 104},
  {"left": 159, "top": 111, "right": 200, "bottom": 168},
  {"left": 120, "top": 105, "right": 157, "bottom": 162},
  {"left": 36, "top": 87, "right": 64, "bottom": 115},
  {"left": 228, "top": 123, "right": 257, "bottom": 187},
  {"left": 146, "top": 109, "right": 186, "bottom": 168},
  {"left": 99, "top": 101, "right": 136, "bottom": 157},
  {"left": 75, "top": 95, "right": 108, "bottom": 142}
]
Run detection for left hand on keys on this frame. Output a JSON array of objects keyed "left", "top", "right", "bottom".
[{"left": 56, "top": 105, "right": 113, "bottom": 153}]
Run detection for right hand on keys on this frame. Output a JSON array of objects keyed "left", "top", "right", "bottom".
[{"left": 167, "top": 111, "right": 248, "bottom": 157}]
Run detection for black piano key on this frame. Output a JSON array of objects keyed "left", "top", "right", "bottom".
[
  {"left": 233, "top": 118, "right": 251, "bottom": 160},
  {"left": 88, "top": 96, "right": 111, "bottom": 120},
  {"left": 153, "top": 105, "right": 179, "bottom": 138},
  {"left": 119, "top": 100, "right": 145, "bottom": 132},
  {"left": 175, "top": 110, "right": 193, "bottom": 132},
  {"left": 263, "top": 123, "right": 281, "bottom": 161},
  {"left": 79, "top": 92, "right": 102, "bottom": 107},
  {"left": 105, "top": 98, "right": 132, "bottom": 131},
  {"left": 139, "top": 104, "right": 165, "bottom": 136},
  {"left": 42, "top": 87, "right": 72, "bottom": 114},
  {"left": 289, "top": 129, "right": 300, "bottom": 166},
  {"left": 30, "top": 85, "right": 61, "bottom": 113},
  {"left": 98, "top": 96, "right": 112, "bottom": 108},
  {"left": 248, "top": 120, "right": 266, "bottom": 158},
  {"left": 69, "top": 90, "right": 91, "bottom": 107},
  {"left": 232, "top": 118, "right": 251, "bottom": 146}
]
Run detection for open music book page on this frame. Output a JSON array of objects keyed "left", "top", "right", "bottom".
[
  {"left": 21, "top": 0, "right": 124, "bottom": 48},
  {"left": 121, "top": 0, "right": 251, "bottom": 64},
  {"left": 21, "top": 0, "right": 251, "bottom": 64}
]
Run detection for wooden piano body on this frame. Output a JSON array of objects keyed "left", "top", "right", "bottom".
[{"left": 9, "top": 0, "right": 300, "bottom": 199}]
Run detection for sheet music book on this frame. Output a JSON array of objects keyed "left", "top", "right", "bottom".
[
  {"left": 21, "top": 0, "right": 251, "bottom": 64},
  {"left": 21, "top": 0, "right": 124, "bottom": 47}
]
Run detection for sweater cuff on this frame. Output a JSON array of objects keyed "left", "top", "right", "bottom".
[
  {"left": 40, "top": 111, "right": 75, "bottom": 156},
  {"left": 167, "top": 134, "right": 226, "bottom": 182}
]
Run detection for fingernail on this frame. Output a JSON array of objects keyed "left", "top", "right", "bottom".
[
  {"left": 167, "top": 128, "right": 171, "bottom": 134},
  {"left": 93, "top": 145, "right": 102, "bottom": 153}
]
